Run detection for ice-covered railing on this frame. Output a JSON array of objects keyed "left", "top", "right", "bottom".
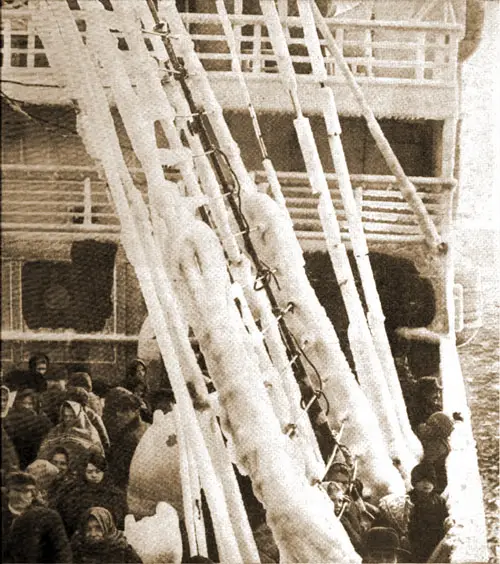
[
  {"left": 2, "top": 164, "right": 455, "bottom": 243},
  {"left": 0, "top": 7, "right": 462, "bottom": 85}
]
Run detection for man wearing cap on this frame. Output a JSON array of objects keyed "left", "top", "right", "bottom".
[
  {"left": 1, "top": 471, "right": 72, "bottom": 563},
  {"left": 363, "top": 526, "right": 407, "bottom": 563}
]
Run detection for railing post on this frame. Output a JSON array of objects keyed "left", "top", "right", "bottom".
[
  {"left": 416, "top": 31, "right": 426, "bottom": 81},
  {"left": 252, "top": 23, "right": 261, "bottom": 73},
  {"left": 83, "top": 176, "right": 92, "bottom": 226},
  {"left": 4, "top": 17, "right": 12, "bottom": 70}
]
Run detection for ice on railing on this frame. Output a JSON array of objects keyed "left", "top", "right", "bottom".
[{"left": 0, "top": 3, "right": 462, "bottom": 84}]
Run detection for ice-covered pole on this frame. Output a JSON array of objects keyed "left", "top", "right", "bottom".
[
  {"left": 32, "top": 3, "right": 243, "bottom": 560},
  {"left": 311, "top": 2, "right": 446, "bottom": 254},
  {"left": 297, "top": 0, "right": 421, "bottom": 459},
  {"left": 259, "top": 0, "right": 414, "bottom": 471}
]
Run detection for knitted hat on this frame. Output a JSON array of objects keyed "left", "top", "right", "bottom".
[
  {"left": 411, "top": 463, "right": 437, "bottom": 487},
  {"left": 5, "top": 471, "right": 37, "bottom": 490},
  {"left": 26, "top": 460, "right": 59, "bottom": 491},
  {"left": 425, "top": 411, "right": 454, "bottom": 438},
  {"left": 68, "top": 372, "right": 92, "bottom": 392},
  {"left": 364, "top": 527, "right": 400, "bottom": 553}
]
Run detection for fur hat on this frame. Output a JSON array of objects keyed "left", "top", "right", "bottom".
[
  {"left": 364, "top": 527, "right": 402, "bottom": 555},
  {"left": 68, "top": 372, "right": 92, "bottom": 392},
  {"left": 5, "top": 471, "right": 37, "bottom": 490},
  {"left": 411, "top": 463, "right": 437, "bottom": 487}
]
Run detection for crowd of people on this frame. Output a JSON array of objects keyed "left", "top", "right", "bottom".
[
  {"left": 1, "top": 353, "right": 165, "bottom": 563},
  {"left": 1, "top": 352, "right": 456, "bottom": 563}
]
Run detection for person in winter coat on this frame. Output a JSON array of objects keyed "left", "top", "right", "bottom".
[
  {"left": 3, "top": 388, "right": 53, "bottom": 469},
  {"left": 38, "top": 400, "right": 104, "bottom": 470},
  {"left": 39, "top": 371, "right": 68, "bottom": 425},
  {"left": 55, "top": 451, "right": 128, "bottom": 538},
  {"left": 417, "top": 411, "right": 454, "bottom": 494},
  {"left": 4, "top": 354, "right": 50, "bottom": 394},
  {"left": 67, "top": 371, "right": 103, "bottom": 416},
  {"left": 103, "top": 387, "right": 150, "bottom": 490},
  {"left": 410, "top": 376, "right": 443, "bottom": 429},
  {"left": 407, "top": 463, "right": 449, "bottom": 563},
  {"left": 325, "top": 481, "right": 365, "bottom": 555},
  {"left": 1, "top": 386, "right": 20, "bottom": 482},
  {"left": 66, "top": 386, "right": 110, "bottom": 453},
  {"left": 123, "top": 359, "right": 153, "bottom": 423},
  {"left": 2, "top": 471, "right": 72, "bottom": 563},
  {"left": 71, "top": 507, "right": 142, "bottom": 564}
]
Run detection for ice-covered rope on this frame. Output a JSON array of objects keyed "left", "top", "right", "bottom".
[
  {"left": 297, "top": 0, "right": 421, "bottom": 461},
  {"left": 311, "top": 2, "right": 445, "bottom": 254},
  {"left": 260, "top": 0, "right": 414, "bottom": 474},
  {"left": 147, "top": 0, "right": 344, "bottom": 469},
  {"left": 214, "top": 0, "right": 290, "bottom": 216},
  {"left": 32, "top": 3, "right": 244, "bottom": 561}
]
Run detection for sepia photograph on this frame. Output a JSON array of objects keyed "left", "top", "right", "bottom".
[{"left": 1, "top": 0, "right": 498, "bottom": 562}]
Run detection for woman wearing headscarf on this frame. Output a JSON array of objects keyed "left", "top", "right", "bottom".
[
  {"left": 54, "top": 451, "right": 128, "bottom": 538},
  {"left": 71, "top": 507, "right": 142, "bottom": 564},
  {"left": 38, "top": 400, "right": 104, "bottom": 471}
]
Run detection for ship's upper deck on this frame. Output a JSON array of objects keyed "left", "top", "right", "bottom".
[{"left": 0, "top": 0, "right": 466, "bottom": 119}]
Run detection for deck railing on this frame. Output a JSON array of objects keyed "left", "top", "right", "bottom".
[
  {"left": 0, "top": 7, "right": 462, "bottom": 91},
  {"left": 2, "top": 164, "right": 455, "bottom": 244}
]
